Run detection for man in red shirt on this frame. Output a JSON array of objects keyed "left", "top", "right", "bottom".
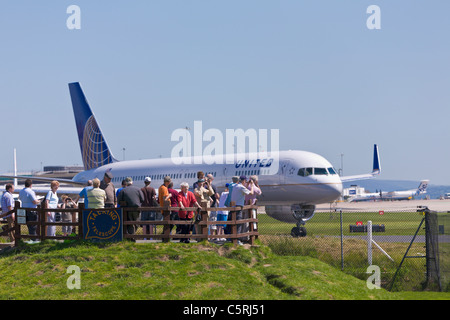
[
  {"left": 168, "top": 182, "right": 180, "bottom": 234},
  {"left": 178, "top": 182, "right": 200, "bottom": 243}
]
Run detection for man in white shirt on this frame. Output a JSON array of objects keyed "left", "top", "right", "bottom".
[
  {"left": 1, "top": 184, "right": 15, "bottom": 241},
  {"left": 230, "top": 176, "right": 253, "bottom": 244},
  {"left": 19, "top": 179, "right": 41, "bottom": 240}
]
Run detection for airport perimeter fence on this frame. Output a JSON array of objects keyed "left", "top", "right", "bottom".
[{"left": 257, "top": 207, "right": 450, "bottom": 292}]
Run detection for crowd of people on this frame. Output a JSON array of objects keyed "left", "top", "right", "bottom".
[{"left": 0, "top": 171, "right": 262, "bottom": 244}]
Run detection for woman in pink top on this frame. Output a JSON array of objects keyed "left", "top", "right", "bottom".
[
  {"left": 245, "top": 175, "right": 262, "bottom": 205},
  {"left": 245, "top": 175, "right": 261, "bottom": 232}
]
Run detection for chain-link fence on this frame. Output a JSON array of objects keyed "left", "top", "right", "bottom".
[{"left": 258, "top": 207, "right": 450, "bottom": 292}]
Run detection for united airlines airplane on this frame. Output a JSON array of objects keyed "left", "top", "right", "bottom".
[{"left": 2, "top": 82, "right": 381, "bottom": 237}]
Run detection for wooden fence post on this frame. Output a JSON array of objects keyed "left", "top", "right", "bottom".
[
  {"left": 78, "top": 203, "right": 84, "bottom": 239},
  {"left": 14, "top": 200, "right": 21, "bottom": 246},
  {"left": 230, "top": 201, "right": 237, "bottom": 245},
  {"left": 162, "top": 200, "right": 171, "bottom": 243},
  {"left": 39, "top": 207, "right": 46, "bottom": 242},
  {"left": 200, "top": 201, "right": 209, "bottom": 242}
]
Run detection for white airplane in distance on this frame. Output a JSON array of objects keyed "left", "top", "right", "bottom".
[
  {"left": 348, "top": 180, "right": 429, "bottom": 202},
  {"left": 2, "top": 82, "right": 381, "bottom": 237}
]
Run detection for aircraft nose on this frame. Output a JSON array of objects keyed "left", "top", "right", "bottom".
[{"left": 324, "top": 182, "right": 343, "bottom": 202}]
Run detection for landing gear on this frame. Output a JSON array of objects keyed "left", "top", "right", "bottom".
[
  {"left": 290, "top": 204, "right": 315, "bottom": 238},
  {"left": 291, "top": 226, "right": 307, "bottom": 237}
]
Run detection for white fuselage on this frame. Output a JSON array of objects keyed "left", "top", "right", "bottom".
[{"left": 72, "top": 150, "right": 343, "bottom": 206}]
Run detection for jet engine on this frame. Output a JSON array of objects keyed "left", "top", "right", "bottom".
[{"left": 264, "top": 204, "right": 316, "bottom": 237}]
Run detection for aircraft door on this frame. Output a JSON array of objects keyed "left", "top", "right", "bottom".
[{"left": 279, "top": 159, "right": 293, "bottom": 184}]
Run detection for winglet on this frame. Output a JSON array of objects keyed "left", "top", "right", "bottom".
[
  {"left": 372, "top": 144, "right": 381, "bottom": 175},
  {"left": 340, "top": 144, "right": 381, "bottom": 182}
]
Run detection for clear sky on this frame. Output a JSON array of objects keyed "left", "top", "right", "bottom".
[{"left": 0, "top": 1, "right": 449, "bottom": 184}]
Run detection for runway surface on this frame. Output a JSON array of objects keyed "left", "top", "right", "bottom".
[{"left": 316, "top": 199, "right": 450, "bottom": 212}]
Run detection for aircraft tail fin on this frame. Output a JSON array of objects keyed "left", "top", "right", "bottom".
[
  {"left": 416, "top": 180, "right": 429, "bottom": 195},
  {"left": 68, "top": 82, "right": 118, "bottom": 170}
]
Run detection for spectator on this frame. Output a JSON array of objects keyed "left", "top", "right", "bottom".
[
  {"left": 86, "top": 178, "right": 106, "bottom": 209},
  {"left": 45, "top": 180, "right": 60, "bottom": 237},
  {"left": 116, "top": 179, "right": 127, "bottom": 207},
  {"left": 118, "top": 177, "right": 144, "bottom": 236},
  {"left": 100, "top": 172, "right": 116, "bottom": 208},
  {"left": 230, "top": 175, "right": 253, "bottom": 244},
  {"left": 75, "top": 180, "right": 93, "bottom": 208},
  {"left": 159, "top": 175, "right": 172, "bottom": 208},
  {"left": 224, "top": 176, "right": 239, "bottom": 235},
  {"left": 206, "top": 174, "right": 219, "bottom": 237},
  {"left": 224, "top": 176, "right": 239, "bottom": 207},
  {"left": 19, "top": 179, "right": 40, "bottom": 240},
  {"left": 158, "top": 176, "right": 172, "bottom": 236},
  {"left": 178, "top": 182, "right": 200, "bottom": 243},
  {"left": 141, "top": 177, "right": 157, "bottom": 238},
  {"left": 206, "top": 174, "right": 219, "bottom": 207},
  {"left": 216, "top": 183, "right": 229, "bottom": 241},
  {"left": 194, "top": 178, "right": 214, "bottom": 206},
  {"left": 246, "top": 175, "right": 261, "bottom": 232},
  {"left": 245, "top": 175, "right": 262, "bottom": 205},
  {"left": 1, "top": 184, "right": 15, "bottom": 242},
  {"left": 168, "top": 182, "right": 180, "bottom": 234},
  {"left": 192, "top": 171, "right": 205, "bottom": 190},
  {"left": 60, "top": 194, "right": 77, "bottom": 236}
]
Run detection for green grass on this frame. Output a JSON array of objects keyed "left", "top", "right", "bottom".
[
  {"left": 0, "top": 240, "right": 448, "bottom": 300},
  {"left": 257, "top": 212, "right": 450, "bottom": 291},
  {"left": 258, "top": 211, "right": 427, "bottom": 236}
]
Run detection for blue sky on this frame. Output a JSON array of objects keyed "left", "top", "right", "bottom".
[{"left": 0, "top": 1, "right": 449, "bottom": 184}]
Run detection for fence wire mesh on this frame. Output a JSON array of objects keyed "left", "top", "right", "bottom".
[{"left": 257, "top": 207, "right": 449, "bottom": 292}]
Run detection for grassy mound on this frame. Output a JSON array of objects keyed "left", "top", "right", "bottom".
[{"left": 0, "top": 240, "right": 448, "bottom": 300}]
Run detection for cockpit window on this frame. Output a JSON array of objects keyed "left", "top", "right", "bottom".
[
  {"left": 314, "top": 168, "right": 328, "bottom": 175},
  {"left": 297, "top": 168, "right": 314, "bottom": 176},
  {"left": 299, "top": 167, "right": 334, "bottom": 176}
]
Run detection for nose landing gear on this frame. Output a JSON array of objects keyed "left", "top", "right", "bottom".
[{"left": 290, "top": 204, "right": 315, "bottom": 238}]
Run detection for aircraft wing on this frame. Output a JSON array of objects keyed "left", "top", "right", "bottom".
[
  {"left": 30, "top": 185, "right": 83, "bottom": 196},
  {"left": 0, "top": 175, "right": 85, "bottom": 186},
  {"left": 340, "top": 144, "right": 381, "bottom": 183}
]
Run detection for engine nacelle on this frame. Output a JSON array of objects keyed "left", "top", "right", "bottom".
[{"left": 265, "top": 204, "right": 316, "bottom": 224}]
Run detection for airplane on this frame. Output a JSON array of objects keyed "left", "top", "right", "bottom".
[
  {"left": 348, "top": 180, "right": 429, "bottom": 202},
  {"left": 1, "top": 82, "right": 381, "bottom": 237}
]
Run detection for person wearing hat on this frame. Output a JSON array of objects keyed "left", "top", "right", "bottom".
[
  {"left": 193, "top": 178, "right": 214, "bottom": 206},
  {"left": 230, "top": 175, "right": 253, "bottom": 244},
  {"left": 117, "top": 177, "right": 144, "bottom": 236},
  {"left": 100, "top": 171, "right": 116, "bottom": 208},
  {"left": 141, "top": 177, "right": 157, "bottom": 238}
]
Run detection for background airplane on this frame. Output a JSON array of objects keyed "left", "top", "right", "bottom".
[
  {"left": 348, "top": 179, "right": 429, "bottom": 202},
  {"left": 1, "top": 82, "right": 381, "bottom": 237}
]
